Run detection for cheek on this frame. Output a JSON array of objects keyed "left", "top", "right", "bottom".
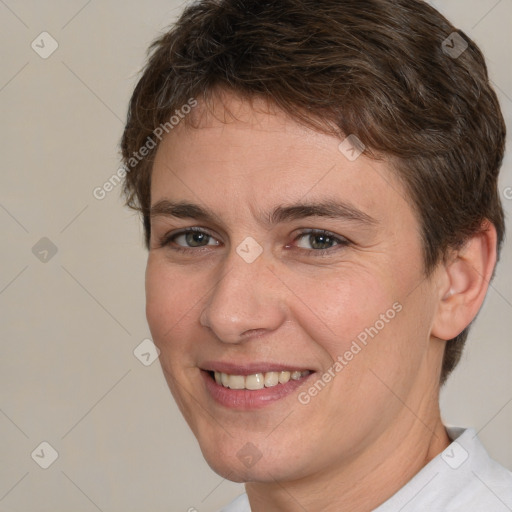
[
  {"left": 145, "top": 258, "right": 198, "bottom": 358},
  {"left": 291, "top": 267, "right": 400, "bottom": 359},
  {"left": 145, "top": 258, "right": 202, "bottom": 419}
]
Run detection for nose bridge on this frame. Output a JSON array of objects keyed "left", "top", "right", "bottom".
[{"left": 200, "top": 246, "right": 284, "bottom": 342}]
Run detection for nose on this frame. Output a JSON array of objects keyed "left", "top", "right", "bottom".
[{"left": 199, "top": 249, "right": 286, "bottom": 344}]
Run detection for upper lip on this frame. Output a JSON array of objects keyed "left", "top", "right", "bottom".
[{"left": 200, "top": 361, "right": 314, "bottom": 375}]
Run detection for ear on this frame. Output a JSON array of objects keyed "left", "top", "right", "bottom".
[{"left": 431, "top": 221, "right": 498, "bottom": 340}]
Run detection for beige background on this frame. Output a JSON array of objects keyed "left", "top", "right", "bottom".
[{"left": 0, "top": 1, "right": 511, "bottom": 511}]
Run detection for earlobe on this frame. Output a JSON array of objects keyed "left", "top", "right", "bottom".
[{"left": 432, "top": 221, "right": 497, "bottom": 340}]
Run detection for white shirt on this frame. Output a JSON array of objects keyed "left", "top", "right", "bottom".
[{"left": 219, "top": 427, "right": 512, "bottom": 511}]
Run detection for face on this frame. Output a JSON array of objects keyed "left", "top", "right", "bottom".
[{"left": 146, "top": 93, "right": 445, "bottom": 483}]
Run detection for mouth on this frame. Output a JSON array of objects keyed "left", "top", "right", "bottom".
[
  {"left": 200, "top": 365, "right": 315, "bottom": 410},
  {"left": 210, "top": 370, "right": 312, "bottom": 390}
]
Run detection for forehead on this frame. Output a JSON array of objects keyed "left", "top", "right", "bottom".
[{"left": 150, "top": 93, "right": 414, "bottom": 229}]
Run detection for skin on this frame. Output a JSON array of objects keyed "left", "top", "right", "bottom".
[{"left": 145, "top": 92, "right": 496, "bottom": 511}]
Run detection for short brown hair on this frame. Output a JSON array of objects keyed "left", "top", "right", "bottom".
[{"left": 121, "top": 0, "right": 506, "bottom": 384}]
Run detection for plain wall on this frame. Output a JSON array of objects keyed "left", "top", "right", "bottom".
[{"left": 0, "top": 0, "right": 510, "bottom": 510}]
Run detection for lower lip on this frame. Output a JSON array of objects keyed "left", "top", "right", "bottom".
[{"left": 201, "top": 371, "right": 313, "bottom": 410}]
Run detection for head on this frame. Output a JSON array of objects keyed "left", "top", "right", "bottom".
[{"left": 121, "top": 0, "right": 505, "bottom": 484}]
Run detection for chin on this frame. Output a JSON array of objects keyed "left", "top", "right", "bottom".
[
  {"left": 205, "top": 458, "right": 254, "bottom": 483},
  {"left": 196, "top": 431, "right": 307, "bottom": 484},
  {"left": 203, "top": 454, "right": 290, "bottom": 484}
]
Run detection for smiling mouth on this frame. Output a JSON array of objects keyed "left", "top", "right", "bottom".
[{"left": 209, "top": 370, "right": 312, "bottom": 390}]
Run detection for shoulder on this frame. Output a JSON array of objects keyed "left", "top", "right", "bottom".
[
  {"left": 376, "top": 427, "right": 512, "bottom": 512},
  {"left": 446, "top": 428, "right": 512, "bottom": 511}
]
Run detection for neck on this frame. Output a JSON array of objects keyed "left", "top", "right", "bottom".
[{"left": 245, "top": 408, "right": 450, "bottom": 512}]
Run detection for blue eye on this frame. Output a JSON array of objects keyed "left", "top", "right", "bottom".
[
  {"left": 295, "top": 230, "right": 345, "bottom": 251},
  {"left": 175, "top": 231, "right": 215, "bottom": 247},
  {"left": 158, "top": 228, "right": 349, "bottom": 255},
  {"left": 160, "top": 228, "right": 220, "bottom": 250}
]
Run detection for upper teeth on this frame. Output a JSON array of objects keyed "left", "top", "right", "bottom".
[{"left": 214, "top": 370, "right": 310, "bottom": 390}]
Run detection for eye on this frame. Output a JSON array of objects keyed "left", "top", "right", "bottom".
[
  {"left": 160, "top": 228, "right": 220, "bottom": 250},
  {"left": 294, "top": 229, "right": 349, "bottom": 252},
  {"left": 157, "top": 227, "right": 348, "bottom": 255}
]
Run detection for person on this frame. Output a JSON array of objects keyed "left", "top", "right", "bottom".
[{"left": 120, "top": 0, "right": 512, "bottom": 510}]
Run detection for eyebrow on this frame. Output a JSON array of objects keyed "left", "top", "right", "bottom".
[
  {"left": 149, "top": 199, "right": 378, "bottom": 227},
  {"left": 150, "top": 199, "right": 378, "bottom": 226}
]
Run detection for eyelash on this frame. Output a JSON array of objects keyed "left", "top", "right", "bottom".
[{"left": 158, "top": 227, "right": 350, "bottom": 256}]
